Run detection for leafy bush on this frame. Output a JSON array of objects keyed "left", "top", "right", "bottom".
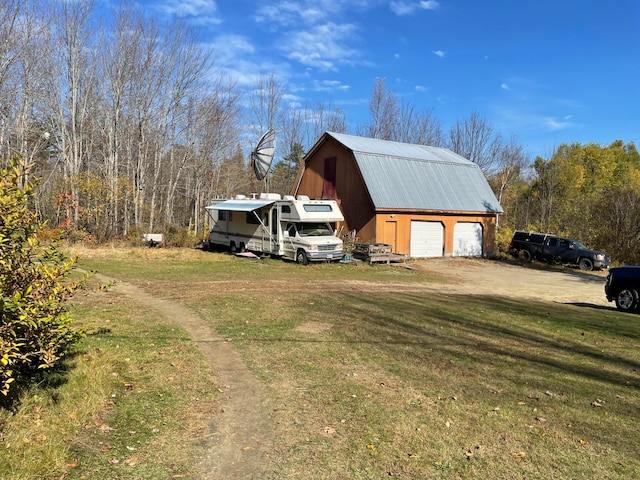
[{"left": 0, "top": 161, "right": 85, "bottom": 403}]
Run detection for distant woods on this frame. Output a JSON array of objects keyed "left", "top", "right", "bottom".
[{"left": 0, "top": 1, "right": 638, "bottom": 263}]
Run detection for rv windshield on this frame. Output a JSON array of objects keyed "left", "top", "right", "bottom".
[{"left": 296, "top": 222, "right": 333, "bottom": 237}]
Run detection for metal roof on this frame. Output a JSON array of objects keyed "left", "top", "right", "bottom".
[
  {"left": 205, "top": 199, "right": 274, "bottom": 212},
  {"left": 326, "top": 132, "right": 503, "bottom": 213}
]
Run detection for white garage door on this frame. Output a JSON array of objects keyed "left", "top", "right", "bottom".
[
  {"left": 410, "top": 221, "right": 444, "bottom": 258},
  {"left": 453, "top": 222, "right": 483, "bottom": 256}
]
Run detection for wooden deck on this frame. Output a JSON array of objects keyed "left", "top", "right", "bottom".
[{"left": 351, "top": 243, "right": 406, "bottom": 264}]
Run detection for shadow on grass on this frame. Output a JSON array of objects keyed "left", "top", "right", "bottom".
[
  {"left": 320, "top": 292, "right": 640, "bottom": 390},
  {"left": 563, "top": 302, "right": 619, "bottom": 311},
  {"left": 0, "top": 350, "right": 81, "bottom": 411}
]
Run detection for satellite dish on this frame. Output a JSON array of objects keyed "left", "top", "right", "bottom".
[{"left": 250, "top": 129, "right": 276, "bottom": 181}]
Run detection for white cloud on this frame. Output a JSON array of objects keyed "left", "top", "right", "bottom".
[
  {"left": 390, "top": 0, "right": 439, "bottom": 16},
  {"left": 212, "top": 35, "right": 255, "bottom": 61},
  {"left": 415, "top": 85, "right": 427, "bottom": 92},
  {"left": 421, "top": 0, "right": 439, "bottom": 8},
  {"left": 432, "top": 50, "right": 445, "bottom": 58},
  {"left": 312, "top": 79, "right": 351, "bottom": 92},
  {"left": 158, "top": 0, "right": 221, "bottom": 24},
  {"left": 501, "top": 83, "right": 509, "bottom": 90},
  {"left": 279, "top": 23, "right": 361, "bottom": 71},
  {"left": 255, "top": 0, "right": 372, "bottom": 26},
  {"left": 545, "top": 115, "right": 578, "bottom": 131}
]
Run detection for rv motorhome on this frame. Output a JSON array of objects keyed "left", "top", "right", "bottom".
[{"left": 205, "top": 193, "right": 344, "bottom": 264}]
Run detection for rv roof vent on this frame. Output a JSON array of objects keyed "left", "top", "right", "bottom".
[
  {"left": 297, "top": 195, "right": 310, "bottom": 201},
  {"left": 259, "top": 192, "right": 281, "bottom": 200},
  {"left": 235, "top": 194, "right": 246, "bottom": 200},
  {"left": 283, "top": 195, "right": 295, "bottom": 201}
]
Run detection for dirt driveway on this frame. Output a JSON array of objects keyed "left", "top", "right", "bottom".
[{"left": 413, "top": 258, "right": 610, "bottom": 308}]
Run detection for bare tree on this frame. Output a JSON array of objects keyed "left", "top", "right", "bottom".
[
  {"left": 493, "top": 136, "right": 526, "bottom": 205},
  {"left": 448, "top": 111, "right": 503, "bottom": 173},
  {"left": 50, "top": 0, "right": 98, "bottom": 224},
  {"left": 251, "top": 73, "right": 283, "bottom": 134},
  {"left": 188, "top": 77, "right": 241, "bottom": 234},
  {"left": 394, "top": 103, "right": 444, "bottom": 146},
  {"left": 361, "top": 77, "right": 399, "bottom": 140}
]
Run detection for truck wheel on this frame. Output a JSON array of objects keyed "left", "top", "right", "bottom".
[
  {"left": 296, "top": 249, "right": 309, "bottom": 265},
  {"left": 615, "top": 287, "right": 639, "bottom": 312},
  {"left": 520, "top": 250, "right": 532, "bottom": 262},
  {"left": 578, "top": 258, "right": 593, "bottom": 271}
]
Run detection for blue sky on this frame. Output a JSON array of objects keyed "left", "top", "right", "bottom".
[{"left": 136, "top": 0, "right": 639, "bottom": 158}]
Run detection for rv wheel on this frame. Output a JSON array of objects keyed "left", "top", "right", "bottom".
[
  {"left": 230, "top": 242, "right": 237, "bottom": 254},
  {"left": 296, "top": 249, "right": 309, "bottom": 265}
]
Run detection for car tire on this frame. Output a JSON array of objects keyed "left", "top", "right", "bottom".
[
  {"left": 520, "top": 249, "right": 532, "bottom": 262},
  {"left": 296, "top": 249, "right": 308, "bottom": 265},
  {"left": 615, "top": 287, "right": 639, "bottom": 313},
  {"left": 578, "top": 258, "right": 594, "bottom": 271}
]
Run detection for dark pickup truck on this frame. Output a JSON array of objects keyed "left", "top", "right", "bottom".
[
  {"left": 509, "top": 230, "right": 611, "bottom": 271},
  {"left": 605, "top": 266, "right": 640, "bottom": 312}
]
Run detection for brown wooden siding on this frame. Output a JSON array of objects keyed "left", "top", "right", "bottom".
[{"left": 293, "top": 138, "right": 375, "bottom": 238}]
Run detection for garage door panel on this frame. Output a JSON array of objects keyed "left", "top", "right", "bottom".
[
  {"left": 410, "top": 221, "right": 444, "bottom": 258},
  {"left": 453, "top": 222, "right": 483, "bottom": 257}
]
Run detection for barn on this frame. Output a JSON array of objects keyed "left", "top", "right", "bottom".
[{"left": 291, "top": 132, "right": 503, "bottom": 258}]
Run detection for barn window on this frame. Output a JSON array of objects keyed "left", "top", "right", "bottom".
[{"left": 322, "top": 156, "right": 337, "bottom": 199}]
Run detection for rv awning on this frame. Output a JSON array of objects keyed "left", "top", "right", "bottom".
[{"left": 205, "top": 199, "right": 275, "bottom": 212}]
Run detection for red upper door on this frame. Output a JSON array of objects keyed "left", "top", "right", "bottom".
[{"left": 322, "top": 156, "right": 337, "bottom": 199}]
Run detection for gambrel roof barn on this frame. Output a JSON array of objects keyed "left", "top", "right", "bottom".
[{"left": 292, "top": 132, "right": 503, "bottom": 257}]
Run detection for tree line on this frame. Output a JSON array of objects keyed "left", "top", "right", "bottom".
[{"left": 1, "top": 0, "right": 638, "bottom": 263}]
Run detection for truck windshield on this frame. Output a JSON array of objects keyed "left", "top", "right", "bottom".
[
  {"left": 573, "top": 241, "right": 586, "bottom": 249},
  {"left": 296, "top": 222, "right": 333, "bottom": 237}
]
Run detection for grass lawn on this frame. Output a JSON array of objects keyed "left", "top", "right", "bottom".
[{"left": 1, "top": 247, "right": 639, "bottom": 479}]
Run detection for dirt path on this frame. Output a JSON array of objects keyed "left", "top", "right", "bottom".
[{"left": 94, "top": 273, "right": 273, "bottom": 479}]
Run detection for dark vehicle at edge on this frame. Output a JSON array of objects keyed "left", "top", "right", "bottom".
[{"left": 605, "top": 266, "right": 640, "bottom": 312}]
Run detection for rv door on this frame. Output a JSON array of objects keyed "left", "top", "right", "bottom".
[
  {"left": 262, "top": 207, "right": 279, "bottom": 254},
  {"left": 283, "top": 223, "right": 297, "bottom": 260}
]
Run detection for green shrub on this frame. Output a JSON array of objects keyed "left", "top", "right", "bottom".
[{"left": 0, "top": 160, "right": 85, "bottom": 403}]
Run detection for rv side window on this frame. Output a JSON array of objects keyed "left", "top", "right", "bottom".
[
  {"left": 246, "top": 211, "right": 261, "bottom": 224},
  {"left": 282, "top": 205, "right": 291, "bottom": 213},
  {"left": 303, "top": 204, "right": 333, "bottom": 212},
  {"left": 219, "top": 210, "right": 230, "bottom": 221}
]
